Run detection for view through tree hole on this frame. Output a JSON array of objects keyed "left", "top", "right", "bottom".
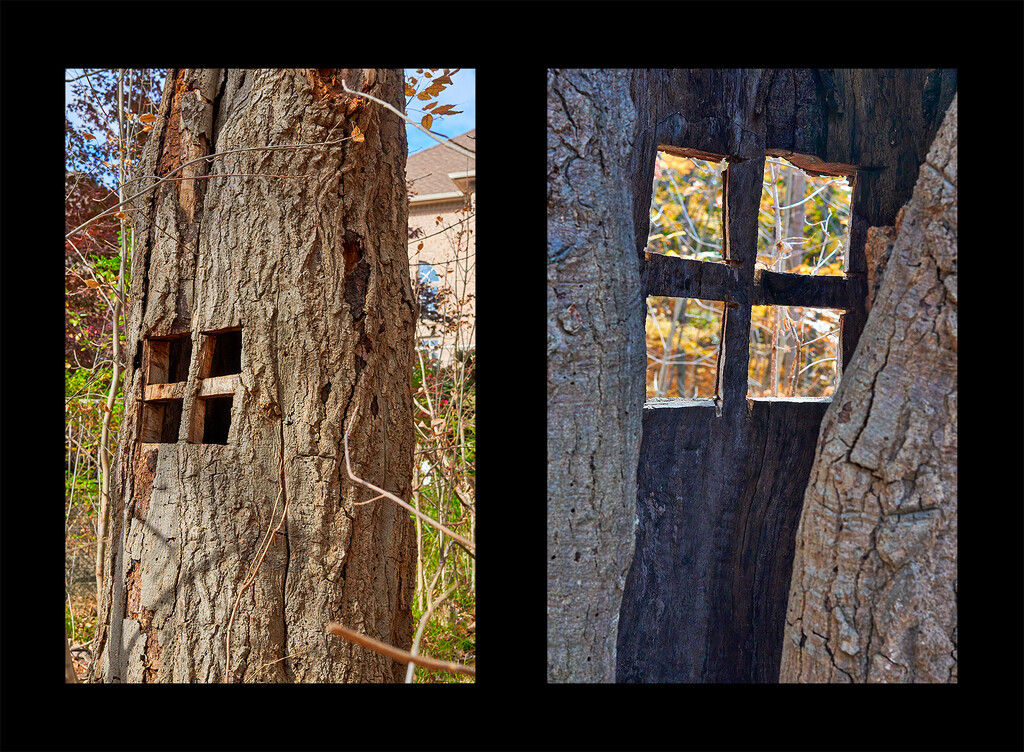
[
  {"left": 645, "top": 296, "right": 723, "bottom": 400},
  {"left": 757, "top": 156, "right": 852, "bottom": 277},
  {"left": 748, "top": 305, "right": 842, "bottom": 398},
  {"left": 167, "top": 336, "right": 193, "bottom": 382},
  {"left": 142, "top": 334, "right": 191, "bottom": 444},
  {"left": 160, "top": 401, "right": 184, "bottom": 442},
  {"left": 647, "top": 149, "right": 726, "bottom": 263}
]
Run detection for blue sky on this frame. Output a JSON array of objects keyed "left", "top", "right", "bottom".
[
  {"left": 66, "top": 68, "right": 474, "bottom": 167},
  {"left": 405, "top": 68, "right": 475, "bottom": 156}
]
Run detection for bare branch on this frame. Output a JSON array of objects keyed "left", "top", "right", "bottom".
[
  {"left": 66, "top": 68, "right": 112, "bottom": 83},
  {"left": 405, "top": 583, "right": 458, "bottom": 683},
  {"left": 340, "top": 79, "right": 475, "bottom": 160},
  {"left": 344, "top": 409, "right": 475, "bottom": 553},
  {"left": 326, "top": 622, "right": 475, "bottom": 678},
  {"left": 65, "top": 137, "right": 352, "bottom": 241}
]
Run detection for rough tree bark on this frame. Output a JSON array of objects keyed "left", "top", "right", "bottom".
[
  {"left": 90, "top": 68, "right": 416, "bottom": 683},
  {"left": 547, "top": 69, "right": 647, "bottom": 682},
  {"left": 780, "top": 94, "right": 957, "bottom": 683}
]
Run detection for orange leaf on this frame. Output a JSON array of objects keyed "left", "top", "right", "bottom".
[
  {"left": 83, "top": 133, "right": 96, "bottom": 140},
  {"left": 139, "top": 113, "right": 157, "bottom": 123},
  {"left": 351, "top": 125, "right": 364, "bottom": 143},
  {"left": 405, "top": 85, "right": 415, "bottom": 97},
  {"left": 432, "top": 104, "right": 463, "bottom": 117},
  {"left": 85, "top": 279, "right": 100, "bottom": 288},
  {"left": 421, "top": 114, "right": 433, "bottom": 130}
]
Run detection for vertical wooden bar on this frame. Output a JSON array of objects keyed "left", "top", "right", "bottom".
[
  {"left": 187, "top": 334, "right": 217, "bottom": 444},
  {"left": 140, "top": 403, "right": 165, "bottom": 444},
  {"left": 720, "top": 156, "right": 763, "bottom": 413},
  {"left": 147, "top": 340, "right": 170, "bottom": 385}
]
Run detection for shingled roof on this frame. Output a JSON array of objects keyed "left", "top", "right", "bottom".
[{"left": 407, "top": 129, "right": 476, "bottom": 202}]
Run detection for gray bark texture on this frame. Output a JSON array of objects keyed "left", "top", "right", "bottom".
[
  {"left": 780, "top": 94, "right": 957, "bottom": 683},
  {"left": 90, "top": 69, "right": 416, "bottom": 683},
  {"left": 547, "top": 69, "right": 647, "bottom": 682}
]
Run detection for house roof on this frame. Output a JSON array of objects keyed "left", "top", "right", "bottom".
[{"left": 407, "top": 129, "right": 475, "bottom": 202}]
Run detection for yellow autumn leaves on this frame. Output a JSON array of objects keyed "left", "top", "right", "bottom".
[{"left": 406, "top": 68, "right": 463, "bottom": 131}]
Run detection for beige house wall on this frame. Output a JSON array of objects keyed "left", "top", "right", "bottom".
[{"left": 407, "top": 130, "right": 476, "bottom": 365}]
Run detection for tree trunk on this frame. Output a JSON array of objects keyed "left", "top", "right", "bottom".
[
  {"left": 90, "top": 69, "right": 416, "bottom": 683},
  {"left": 547, "top": 69, "right": 647, "bottom": 682},
  {"left": 780, "top": 94, "right": 957, "bottom": 682}
]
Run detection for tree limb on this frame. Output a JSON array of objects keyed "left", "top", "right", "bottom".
[
  {"left": 344, "top": 409, "right": 475, "bottom": 553},
  {"left": 340, "top": 79, "right": 475, "bottom": 159},
  {"left": 326, "top": 622, "right": 475, "bottom": 678},
  {"left": 65, "top": 138, "right": 352, "bottom": 241}
]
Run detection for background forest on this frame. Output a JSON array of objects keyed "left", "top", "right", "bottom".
[
  {"left": 646, "top": 152, "right": 850, "bottom": 401},
  {"left": 65, "top": 68, "right": 475, "bottom": 682}
]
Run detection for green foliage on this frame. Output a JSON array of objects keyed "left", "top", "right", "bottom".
[
  {"left": 66, "top": 597, "right": 97, "bottom": 647},
  {"left": 410, "top": 347, "right": 475, "bottom": 681},
  {"left": 410, "top": 588, "right": 476, "bottom": 683}
]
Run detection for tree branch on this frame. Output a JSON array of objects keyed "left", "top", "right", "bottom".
[
  {"left": 340, "top": 79, "right": 475, "bottom": 159},
  {"left": 65, "top": 137, "right": 352, "bottom": 241},
  {"left": 326, "top": 622, "right": 475, "bottom": 678},
  {"left": 344, "top": 409, "right": 475, "bottom": 554}
]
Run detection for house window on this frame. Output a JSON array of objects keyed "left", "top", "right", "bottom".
[
  {"left": 418, "top": 337, "right": 442, "bottom": 361},
  {"left": 416, "top": 262, "right": 447, "bottom": 323},
  {"left": 642, "top": 147, "right": 858, "bottom": 409}
]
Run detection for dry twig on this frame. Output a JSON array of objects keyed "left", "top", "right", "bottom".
[
  {"left": 344, "top": 410, "right": 474, "bottom": 553},
  {"left": 326, "top": 622, "right": 475, "bottom": 678}
]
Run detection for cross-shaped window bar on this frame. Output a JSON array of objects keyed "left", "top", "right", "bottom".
[
  {"left": 643, "top": 147, "right": 859, "bottom": 414},
  {"left": 141, "top": 328, "right": 243, "bottom": 445}
]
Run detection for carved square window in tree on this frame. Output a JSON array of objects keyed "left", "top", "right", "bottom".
[
  {"left": 648, "top": 148, "right": 727, "bottom": 264},
  {"left": 141, "top": 333, "right": 192, "bottom": 444},
  {"left": 757, "top": 155, "right": 853, "bottom": 277},
  {"left": 200, "top": 396, "right": 233, "bottom": 445},
  {"left": 642, "top": 147, "right": 860, "bottom": 408},
  {"left": 206, "top": 328, "right": 242, "bottom": 377},
  {"left": 748, "top": 305, "right": 842, "bottom": 399},
  {"left": 189, "top": 328, "right": 243, "bottom": 445},
  {"left": 646, "top": 296, "right": 723, "bottom": 400}
]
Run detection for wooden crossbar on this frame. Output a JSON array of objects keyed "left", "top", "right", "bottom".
[
  {"left": 642, "top": 251, "right": 854, "bottom": 311},
  {"left": 198, "top": 374, "right": 239, "bottom": 399},
  {"left": 143, "top": 374, "right": 238, "bottom": 403}
]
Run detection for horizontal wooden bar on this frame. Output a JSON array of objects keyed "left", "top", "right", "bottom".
[
  {"left": 199, "top": 325, "right": 243, "bottom": 335},
  {"left": 657, "top": 144, "right": 728, "bottom": 164},
  {"left": 198, "top": 373, "right": 239, "bottom": 399},
  {"left": 754, "top": 270, "right": 852, "bottom": 310},
  {"left": 642, "top": 252, "right": 746, "bottom": 303},
  {"left": 144, "top": 382, "right": 187, "bottom": 403},
  {"left": 643, "top": 253, "right": 858, "bottom": 310}
]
